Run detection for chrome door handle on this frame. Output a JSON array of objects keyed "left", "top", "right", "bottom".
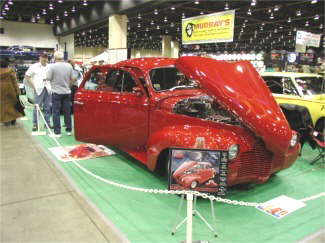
[{"left": 74, "top": 101, "right": 84, "bottom": 105}]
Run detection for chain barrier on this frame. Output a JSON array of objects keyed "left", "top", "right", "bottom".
[{"left": 33, "top": 105, "right": 324, "bottom": 207}]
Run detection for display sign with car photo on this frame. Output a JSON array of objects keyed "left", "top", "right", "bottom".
[{"left": 168, "top": 148, "right": 229, "bottom": 196}]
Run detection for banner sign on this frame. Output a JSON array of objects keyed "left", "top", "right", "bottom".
[
  {"left": 168, "top": 148, "right": 229, "bottom": 195},
  {"left": 182, "top": 10, "right": 235, "bottom": 45},
  {"left": 296, "top": 30, "right": 321, "bottom": 47}
]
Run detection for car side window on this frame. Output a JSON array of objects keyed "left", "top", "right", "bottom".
[
  {"left": 263, "top": 76, "right": 284, "bottom": 94},
  {"left": 283, "top": 77, "right": 298, "bottom": 95},
  {"left": 106, "top": 70, "right": 121, "bottom": 89},
  {"left": 112, "top": 71, "right": 137, "bottom": 93},
  {"left": 84, "top": 69, "right": 107, "bottom": 91}
]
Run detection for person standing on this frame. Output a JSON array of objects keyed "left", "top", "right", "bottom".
[
  {"left": 68, "top": 59, "right": 81, "bottom": 114},
  {"left": 0, "top": 57, "right": 23, "bottom": 126},
  {"left": 25, "top": 53, "right": 51, "bottom": 131},
  {"left": 46, "top": 51, "right": 75, "bottom": 137}
]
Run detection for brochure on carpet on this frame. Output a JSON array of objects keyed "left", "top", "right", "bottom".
[
  {"left": 49, "top": 143, "right": 115, "bottom": 162},
  {"left": 256, "top": 195, "right": 306, "bottom": 219}
]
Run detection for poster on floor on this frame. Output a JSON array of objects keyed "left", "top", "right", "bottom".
[
  {"left": 168, "top": 148, "right": 229, "bottom": 195},
  {"left": 49, "top": 143, "right": 115, "bottom": 162},
  {"left": 256, "top": 195, "right": 306, "bottom": 219}
]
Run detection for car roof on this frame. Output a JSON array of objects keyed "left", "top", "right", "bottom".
[
  {"left": 260, "top": 72, "right": 322, "bottom": 78},
  {"left": 116, "top": 57, "right": 176, "bottom": 72}
]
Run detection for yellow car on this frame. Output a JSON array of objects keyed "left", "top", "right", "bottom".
[{"left": 261, "top": 72, "right": 324, "bottom": 133}]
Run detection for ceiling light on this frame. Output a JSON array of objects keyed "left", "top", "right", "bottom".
[
  {"left": 296, "top": 10, "right": 301, "bottom": 16},
  {"left": 72, "top": 6, "right": 76, "bottom": 12},
  {"left": 224, "top": 2, "right": 229, "bottom": 10},
  {"left": 8, "top": 0, "right": 13, "bottom": 5},
  {"left": 83, "top": 0, "right": 88, "bottom": 6},
  {"left": 251, "top": 0, "right": 256, "bottom": 6},
  {"left": 311, "top": 0, "right": 318, "bottom": 3},
  {"left": 31, "top": 17, "right": 36, "bottom": 23},
  {"left": 247, "top": 8, "right": 252, "bottom": 15},
  {"left": 320, "top": 24, "right": 323, "bottom": 29},
  {"left": 2, "top": 11, "right": 7, "bottom": 16},
  {"left": 274, "top": 5, "right": 279, "bottom": 11},
  {"left": 42, "top": 9, "right": 47, "bottom": 15},
  {"left": 154, "top": 9, "right": 158, "bottom": 15},
  {"left": 164, "top": 17, "right": 168, "bottom": 22},
  {"left": 151, "top": 20, "right": 154, "bottom": 25},
  {"left": 279, "top": 26, "right": 283, "bottom": 29},
  {"left": 0, "top": 15, "right": 3, "bottom": 20},
  {"left": 56, "top": 15, "right": 60, "bottom": 21},
  {"left": 182, "top": 13, "right": 186, "bottom": 19},
  {"left": 137, "top": 23, "right": 141, "bottom": 28},
  {"left": 287, "top": 17, "right": 291, "bottom": 22},
  {"left": 171, "top": 6, "right": 175, "bottom": 10},
  {"left": 50, "top": 19, "right": 54, "bottom": 24},
  {"left": 194, "top": 1, "right": 199, "bottom": 4},
  {"left": 4, "top": 4, "right": 9, "bottom": 10},
  {"left": 314, "top": 14, "right": 319, "bottom": 20},
  {"left": 49, "top": 3, "right": 54, "bottom": 10},
  {"left": 274, "top": 29, "right": 277, "bottom": 33},
  {"left": 200, "top": 11, "right": 204, "bottom": 15},
  {"left": 170, "top": 22, "right": 174, "bottom": 27},
  {"left": 269, "top": 13, "right": 274, "bottom": 19},
  {"left": 305, "top": 21, "right": 309, "bottom": 26},
  {"left": 157, "top": 25, "right": 160, "bottom": 30},
  {"left": 64, "top": 11, "right": 68, "bottom": 17},
  {"left": 36, "top": 14, "right": 40, "bottom": 19},
  {"left": 137, "top": 13, "right": 141, "bottom": 19},
  {"left": 58, "top": 0, "right": 63, "bottom": 3}
]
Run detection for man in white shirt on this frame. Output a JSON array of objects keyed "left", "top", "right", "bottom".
[{"left": 25, "top": 53, "right": 52, "bottom": 131}]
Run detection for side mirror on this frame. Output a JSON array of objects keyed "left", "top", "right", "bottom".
[{"left": 133, "top": 87, "right": 144, "bottom": 97}]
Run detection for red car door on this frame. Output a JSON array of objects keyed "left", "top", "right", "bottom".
[
  {"left": 96, "top": 68, "right": 150, "bottom": 148},
  {"left": 74, "top": 67, "right": 112, "bottom": 144}
]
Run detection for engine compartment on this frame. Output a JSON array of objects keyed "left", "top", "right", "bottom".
[{"left": 173, "top": 95, "right": 241, "bottom": 125}]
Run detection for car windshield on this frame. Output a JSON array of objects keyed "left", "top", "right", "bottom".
[
  {"left": 149, "top": 67, "right": 199, "bottom": 91},
  {"left": 295, "top": 76, "right": 324, "bottom": 95}
]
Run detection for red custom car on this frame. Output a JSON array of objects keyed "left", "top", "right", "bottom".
[
  {"left": 173, "top": 161, "right": 217, "bottom": 189},
  {"left": 74, "top": 56, "right": 300, "bottom": 186}
]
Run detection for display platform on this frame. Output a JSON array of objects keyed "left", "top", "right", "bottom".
[{"left": 19, "top": 102, "right": 325, "bottom": 243}]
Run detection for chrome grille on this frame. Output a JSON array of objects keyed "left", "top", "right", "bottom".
[{"left": 236, "top": 140, "right": 273, "bottom": 177}]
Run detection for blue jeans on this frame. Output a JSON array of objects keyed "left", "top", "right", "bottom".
[
  {"left": 52, "top": 93, "right": 71, "bottom": 135},
  {"left": 33, "top": 88, "right": 51, "bottom": 126}
]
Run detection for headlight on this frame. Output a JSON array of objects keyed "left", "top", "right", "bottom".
[
  {"left": 228, "top": 144, "right": 239, "bottom": 160},
  {"left": 290, "top": 133, "right": 298, "bottom": 147}
]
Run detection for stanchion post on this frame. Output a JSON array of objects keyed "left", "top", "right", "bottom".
[{"left": 186, "top": 193, "right": 193, "bottom": 243}]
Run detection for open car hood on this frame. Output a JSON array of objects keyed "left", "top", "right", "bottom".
[{"left": 175, "top": 56, "right": 292, "bottom": 154}]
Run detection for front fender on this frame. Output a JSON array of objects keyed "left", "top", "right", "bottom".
[{"left": 146, "top": 125, "right": 254, "bottom": 171}]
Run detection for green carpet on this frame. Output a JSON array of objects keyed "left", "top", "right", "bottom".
[{"left": 20, "top": 102, "right": 325, "bottom": 243}]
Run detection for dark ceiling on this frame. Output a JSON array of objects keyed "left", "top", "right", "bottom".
[{"left": 1, "top": 0, "right": 324, "bottom": 53}]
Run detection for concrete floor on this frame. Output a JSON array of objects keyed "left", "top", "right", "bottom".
[{"left": 0, "top": 121, "right": 128, "bottom": 243}]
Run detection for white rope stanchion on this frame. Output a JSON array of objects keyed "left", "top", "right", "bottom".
[{"left": 31, "top": 104, "right": 46, "bottom": 136}]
